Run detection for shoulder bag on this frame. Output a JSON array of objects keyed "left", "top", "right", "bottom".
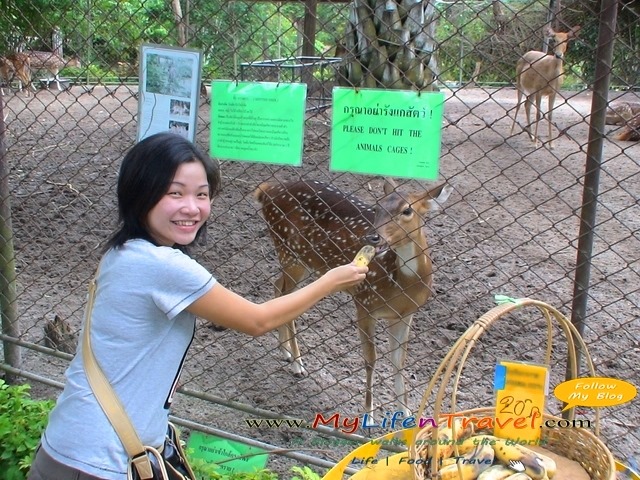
[{"left": 81, "top": 270, "right": 196, "bottom": 480}]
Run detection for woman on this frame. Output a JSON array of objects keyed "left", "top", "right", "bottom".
[{"left": 28, "top": 132, "right": 368, "bottom": 480}]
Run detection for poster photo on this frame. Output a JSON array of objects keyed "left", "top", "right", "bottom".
[{"left": 137, "top": 43, "right": 203, "bottom": 143}]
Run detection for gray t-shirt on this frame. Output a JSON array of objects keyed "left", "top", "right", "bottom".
[{"left": 41, "top": 239, "right": 216, "bottom": 479}]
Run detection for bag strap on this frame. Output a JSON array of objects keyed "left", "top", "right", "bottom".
[{"left": 81, "top": 268, "right": 155, "bottom": 480}]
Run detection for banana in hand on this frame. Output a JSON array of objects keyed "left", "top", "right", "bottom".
[{"left": 353, "top": 245, "right": 376, "bottom": 267}]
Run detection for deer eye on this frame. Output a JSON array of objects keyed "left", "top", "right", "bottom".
[{"left": 401, "top": 207, "right": 412, "bottom": 216}]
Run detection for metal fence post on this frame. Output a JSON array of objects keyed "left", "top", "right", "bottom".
[{"left": 568, "top": 0, "right": 619, "bottom": 382}]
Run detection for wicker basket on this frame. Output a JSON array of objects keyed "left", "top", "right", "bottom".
[{"left": 409, "top": 298, "right": 616, "bottom": 480}]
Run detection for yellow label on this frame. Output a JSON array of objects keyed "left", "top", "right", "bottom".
[
  {"left": 554, "top": 377, "right": 636, "bottom": 411},
  {"left": 494, "top": 360, "right": 548, "bottom": 442}
]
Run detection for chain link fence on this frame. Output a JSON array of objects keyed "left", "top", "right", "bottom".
[{"left": 1, "top": 0, "right": 638, "bottom": 475}]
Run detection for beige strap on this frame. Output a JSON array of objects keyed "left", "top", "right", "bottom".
[{"left": 82, "top": 271, "right": 155, "bottom": 480}]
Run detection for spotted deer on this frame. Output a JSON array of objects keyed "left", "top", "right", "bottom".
[
  {"left": 1, "top": 53, "right": 32, "bottom": 96},
  {"left": 613, "top": 115, "right": 640, "bottom": 142},
  {"left": 28, "top": 51, "right": 81, "bottom": 90},
  {"left": 606, "top": 100, "right": 640, "bottom": 126},
  {"left": 510, "top": 26, "right": 580, "bottom": 148},
  {"left": 254, "top": 178, "right": 452, "bottom": 415}
]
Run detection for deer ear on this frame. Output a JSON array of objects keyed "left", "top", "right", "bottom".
[
  {"left": 569, "top": 25, "right": 581, "bottom": 37},
  {"left": 414, "top": 184, "right": 453, "bottom": 213},
  {"left": 545, "top": 27, "right": 556, "bottom": 38},
  {"left": 383, "top": 178, "right": 397, "bottom": 195}
]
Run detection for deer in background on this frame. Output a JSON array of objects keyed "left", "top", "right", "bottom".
[
  {"left": 510, "top": 26, "right": 581, "bottom": 148},
  {"left": 28, "top": 51, "right": 81, "bottom": 90},
  {"left": 604, "top": 99, "right": 640, "bottom": 142},
  {"left": 0, "top": 53, "right": 32, "bottom": 96},
  {"left": 255, "top": 178, "right": 452, "bottom": 415},
  {"left": 606, "top": 100, "right": 640, "bottom": 126},
  {"left": 613, "top": 115, "right": 640, "bottom": 142},
  {"left": 0, "top": 56, "right": 15, "bottom": 95}
]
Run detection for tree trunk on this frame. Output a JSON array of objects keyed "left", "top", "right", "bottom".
[
  {"left": 171, "top": 0, "right": 187, "bottom": 47},
  {"left": 492, "top": 0, "right": 507, "bottom": 34},
  {"left": 338, "top": 0, "right": 440, "bottom": 90}
]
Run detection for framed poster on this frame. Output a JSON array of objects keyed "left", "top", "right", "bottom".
[{"left": 137, "top": 43, "right": 203, "bottom": 142}]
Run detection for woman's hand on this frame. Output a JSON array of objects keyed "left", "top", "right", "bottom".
[{"left": 323, "top": 264, "right": 368, "bottom": 294}]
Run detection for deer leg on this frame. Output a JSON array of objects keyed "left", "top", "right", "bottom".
[
  {"left": 523, "top": 94, "right": 534, "bottom": 141},
  {"left": 510, "top": 88, "right": 523, "bottom": 135},
  {"left": 387, "top": 315, "right": 412, "bottom": 417},
  {"left": 547, "top": 92, "right": 557, "bottom": 149},
  {"left": 533, "top": 94, "right": 543, "bottom": 147},
  {"left": 357, "top": 311, "right": 377, "bottom": 415},
  {"left": 275, "top": 264, "right": 308, "bottom": 376}
]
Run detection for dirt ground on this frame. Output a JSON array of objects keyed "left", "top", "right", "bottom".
[{"left": 2, "top": 84, "right": 639, "bottom": 475}]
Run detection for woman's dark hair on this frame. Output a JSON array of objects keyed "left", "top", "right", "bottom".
[{"left": 105, "top": 132, "right": 221, "bottom": 251}]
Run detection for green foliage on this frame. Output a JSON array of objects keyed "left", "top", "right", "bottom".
[
  {"left": 290, "top": 465, "right": 322, "bottom": 480},
  {"left": 0, "top": 380, "right": 54, "bottom": 480},
  {"left": 435, "top": 0, "right": 549, "bottom": 85}
]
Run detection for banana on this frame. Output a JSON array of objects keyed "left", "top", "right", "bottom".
[
  {"left": 438, "top": 445, "right": 495, "bottom": 480},
  {"left": 504, "top": 474, "right": 533, "bottom": 480},
  {"left": 440, "top": 457, "right": 458, "bottom": 468},
  {"left": 456, "top": 435, "right": 500, "bottom": 455},
  {"left": 491, "top": 440, "right": 547, "bottom": 480},
  {"left": 478, "top": 465, "right": 517, "bottom": 480},
  {"left": 529, "top": 450, "right": 557, "bottom": 479},
  {"left": 433, "top": 417, "right": 476, "bottom": 462},
  {"left": 353, "top": 245, "right": 376, "bottom": 267}
]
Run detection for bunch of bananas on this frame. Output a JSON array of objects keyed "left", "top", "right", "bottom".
[{"left": 417, "top": 429, "right": 557, "bottom": 480}]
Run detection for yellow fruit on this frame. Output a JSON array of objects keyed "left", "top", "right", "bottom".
[
  {"left": 439, "top": 463, "right": 485, "bottom": 480},
  {"left": 491, "top": 440, "right": 546, "bottom": 480},
  {"left": 440, "top": 457, "right": 458, "bottom": 468},
  {"left": 438, "top": 445, "right": 495, "bottom": 480},
  {"left": 434, "top": 417, "right": 475, "bottom": 462},
  {"left": 477, "top": 465, "right": 516, "bottom": 480},
  {"left": 531, "top": 451, "right": 556, "bottom": 479},
  {"left": 353, "top": 245, "right": 376, "bottom": 267},
  {"left": 504, "top": 474, "right": 533, "bottom": 480}
]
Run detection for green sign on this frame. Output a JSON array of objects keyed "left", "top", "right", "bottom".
[
  {"left": 187, "top": 431, "right": 269, "bottom": 475},
  {"left": 210, "top": 81, "right": 307, "bottom": 165},
  {"left": 330, "top": 88, "right": 444, "bottom": 180}
]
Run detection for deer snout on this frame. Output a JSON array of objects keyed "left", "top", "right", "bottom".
[
  {"left": 363, "top": 232, "right": 391, "bottom": 255},
  {"left": 364, "top": 232, "right": 381, "bottom": 245}
]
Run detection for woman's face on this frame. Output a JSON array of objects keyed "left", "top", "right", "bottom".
[{"left": 147, "top": 161, "right": 211, "bottom": 246}]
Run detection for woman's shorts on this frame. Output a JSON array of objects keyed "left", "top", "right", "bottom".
[{"left": 27, "top": 445, "right": 107, "bottom": 480}]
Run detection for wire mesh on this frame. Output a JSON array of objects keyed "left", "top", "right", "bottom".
[{"left": 0, "top": 0, "right": 638, "bottom": 476}]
